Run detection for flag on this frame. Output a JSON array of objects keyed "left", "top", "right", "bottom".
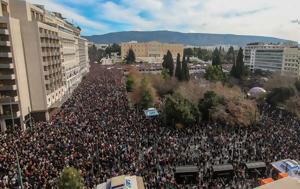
[{"left": 16, "top": 152, "right": 23, "bottom": 189}]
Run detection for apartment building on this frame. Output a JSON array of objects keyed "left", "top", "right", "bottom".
[
  {"left": 121, "top": 41, "right": 184, "bottom": 63},
  {"left": 0, "top": 0, "right": 89, "bottom": 132},
  {"left": 0, "top": 0, "right": 31, "bottom": 132},
  {"left": 244, "top": 43, "right": 300, "bottom": 77},
  {"left": 282, "top": 48, "right": 300, "bottom": 77}
]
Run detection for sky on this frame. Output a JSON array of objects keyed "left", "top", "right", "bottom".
[{"left": 27, "top": 0, "right": 300, "bottom": 42}]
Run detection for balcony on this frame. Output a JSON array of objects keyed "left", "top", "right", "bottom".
[
  {"left": 50, "top": 34, "right": 59, "bottom": 39},
  {"left": 0, "top": 52, "right": 12, "bottom": 58},
  {"left": 0, "top": 110, "right": 21, "bottom": 119},
  {"left": 63, "top": 47, "right": 75, "bottom": 55},
  {"left": 40, "top": 42, "right": 48, "bottom": 48},
  {"left": 0, "top": 63, "right": 14, "bottom": 69},
  {"left": 0, "top": 29, "right": 9, "bottom": 35},
  {"left": 42, "top": 52, "right": 51, "bottom": 57},
  {"left": 44, "top": 70, "right": 49, "bottom": 75},
  {"left": 44, "top": 79, "right": 50, "bottom": 84},
  {"left": 40, "top": 33, "right": 50, "bottom": 38},
  {"left": 53, "top": 60, "right": 60, "bottom": 65},
  {"left": 0, "top": 74, "right": 15, "bottom": 80},
  {"left": 0, "top": 84, "right": 17, "bottom": 91},
  {"left": 53, "top": 43, "right": 60, "bottom": 48},
  {"left": 0, "top": 96, "right": 18, "bottom": 104},
  {"left": 53, "top": 52, "right": 60, "bottom": 56},
  {"left": 0, "top": 41, "right": 11, "bottom": 46}
]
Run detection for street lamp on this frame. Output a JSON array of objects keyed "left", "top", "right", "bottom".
[{"left": 9, "top": 97, "right": 15, "bottom": 131}]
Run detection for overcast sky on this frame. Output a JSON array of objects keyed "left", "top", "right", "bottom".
[{"left": 27, "top": 0, "right": 300, "bottom": 42}]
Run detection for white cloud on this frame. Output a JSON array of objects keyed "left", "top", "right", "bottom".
[
  {"left": 27, "top": 0, "right": 107, "bottom": 32},
  {"left": 100, "top": 1, "right": 156, "bottom": 29},
  {"left": 95, "top": 0, "right": 300, "bottom": 42},
  {"left": 25, "top": 0, "right": 300, "bottom": 42}
]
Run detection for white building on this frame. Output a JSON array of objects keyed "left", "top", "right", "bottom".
[
  {"left": 0, "top": 0, "right": 89, "bottom": 132},
  {"left": 244, "top": 43, "right": 300, "bottom": 77}
]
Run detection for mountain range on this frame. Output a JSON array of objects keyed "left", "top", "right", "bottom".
[{"left": 84, "top": 31, "right": 294, "bottom": 46}]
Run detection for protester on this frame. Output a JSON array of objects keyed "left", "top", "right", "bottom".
[{"left": 0, "top": 65, "right": 299, "bottom": 189}]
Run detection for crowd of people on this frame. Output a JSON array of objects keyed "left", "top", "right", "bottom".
[{"left": 1, "top": 64, "right": 300, "bottom": 189}]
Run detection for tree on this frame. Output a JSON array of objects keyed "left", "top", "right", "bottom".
[
  {"left": 162, "top": 51, "right": 174, "bottom": 77},
  {"left": 230, "top": 48, "right": 247, "bottom": 79},
  {"left": 150, "top": 75, "right": 179, "bottom": 97},
  {"left": 162, "top": 55, "right": 167, "bottom": 68},
  {"left": 105, "top": 43, "right": 121, "bottom": 56},
  {"left": 226, "top": 46, "right": 235, "bottom": 64},
  {"left": 211, "top": 97, "right": 259, "bottom": 127},
  {"left": 181, "top": 56, "right": 190, "bottom": 81},
  {"left": 182, "top": 57, "right": 190, "bottom": 81},
  {"left": 162, "top": 93, "right": 200, "bottom": 128},
  {"left": 212, "top": 48, "right": 221, "bottom": 66},
  {"left": 126, "top": 75, "right": 134, "bottom": 92},
  {"left": 139, "top": 78, "right": 154, "bottom": 109},
  {"left": 129, "top": 75, "right": 157, "bottom": 109},
  {"left": 204, "top": 65, "right": 227, "bottom": 82},
  {"left": 125, "top": 48, "right": 136, "bottom": 64},
  {"left": 88, "top": 45, "right": 105, "bottom": 63},
  {"left": 184, "top": 48, "right": 194, "bottom": 57},
  {"left": 266, "top": 87, "right": 295, "bottom": 106},
  {"left": 175, "top": 53, "right": 182, "bottom": 81},
  {"left": 196, "top": 48, "right": 213, "bottom": 61},
  {"left": 167, "top": 51, "right": 174, "bottom": 76},
  {"left": 295, "top": 80, "right": 300, "bottom": 92},
  {"left": 57, "top": 167, "right": 84, "bottom": 189},
  {"left": 198, "top": 91, "right": 225, "bottom": 121}
]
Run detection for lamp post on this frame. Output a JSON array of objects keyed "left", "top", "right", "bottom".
[
  {"left": 28, "top": 107, "right": 33, "bottom": 132},
  {"left": 9, "top": 97, "right": 15, "bottom": 131},
  {"left": 16, "top": 151, "right": 23, "bottom": 189}
]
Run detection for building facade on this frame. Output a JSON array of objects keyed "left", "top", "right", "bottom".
[
  {"left": 0, "top": 0, "right": 89, "bottom": 132},
  {"left": 121, "top": 41, "right": 184, "bottom": 63},
  {"left": 244, "top": 43, "right": 300, "bottom": 77},
  {"left": 0, "top": 0, "right": 31, "bottom": 132}
]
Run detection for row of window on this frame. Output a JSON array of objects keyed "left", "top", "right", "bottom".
[
  {"left": 284, "top": 67, "right": 298, "bottom": 72},
  {"left": 285, "top": 59, "right": 298, "bottom": 62},
  {"left": 41, "top": 47, "right": 60, "bottom": 53},
  {"left": 40, "top": 38, "right": 59, "bottom": 44},
  {"left": 39, "top": 27, "right": 58, "bottom": 36},
  {"left": 45, "top": 79, "right": 63, "bottom": 91},
  {"left": 47, "top": 88, "right": 64, "bottom": 104},
  {"left": 284, "top": 63, "right": 299, "bottom": 67},
  {"left": 31, "top": 9, "right": 44, "bottom": 22},
  {"left": 0, "top": 23, "right": 7, "bottom": 30},
  {"left": 43, "top": 63, "right": 61, "bottom": 71}
]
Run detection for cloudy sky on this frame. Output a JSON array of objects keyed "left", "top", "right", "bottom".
[{"left": 27, "top": 0, "right": 300, "bottom": 42}]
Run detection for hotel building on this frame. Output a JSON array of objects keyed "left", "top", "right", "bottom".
[
  {"left": 121, "top": 41, "right": 184, "bottom": 63},
  {"left": 0, "top": 0, "right": 89, "bottom": 132},
  {"left": 0, "top": 0, "right": 31, "bottom": 131}
]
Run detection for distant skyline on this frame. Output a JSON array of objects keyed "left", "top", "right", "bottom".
[{"left": 27, "top": 0, "right": 300, "bottom": 42}]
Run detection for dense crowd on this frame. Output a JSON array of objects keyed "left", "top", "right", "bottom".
[{"left": 1, "top": 64, "right": 300, "bottom": 189}]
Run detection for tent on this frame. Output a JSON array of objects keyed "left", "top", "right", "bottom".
[
  {"left": 259, "top": 178, "right": 274, "bottom": 185},
  {"left": 271, "top": 159, "right": 300, "bottom": 179},
  {"left": 278, "top": 172, "right": 288, "bottom": 179},
  {"left": 247, "top": 87, "right": 266, "bottom": 98},
  {"left": 144, "top": 108, "right": 159, "bottom": 117},
  {"left": 255, "top": 177, "right": 300, "bottom": 189}
]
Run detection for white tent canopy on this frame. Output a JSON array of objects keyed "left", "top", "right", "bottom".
[{"left": 247, "top": 87, "right": 266, "bottom": 98}]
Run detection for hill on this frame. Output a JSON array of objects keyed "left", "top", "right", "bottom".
[{"left": 84, "top": 31, "right": 294, "bottom": 46}]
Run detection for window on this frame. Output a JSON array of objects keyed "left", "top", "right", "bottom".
[
  {"left": 31, "top": 10, "right": 36, "bottom": 20},
  {"left": 1, "top": 3, "right": 8, "bottom": 16}
]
